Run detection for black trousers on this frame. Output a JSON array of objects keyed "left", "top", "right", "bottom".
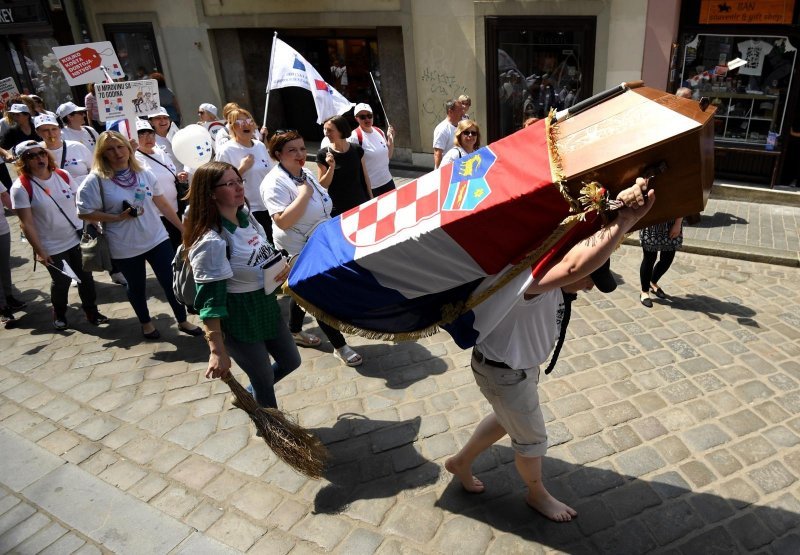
[
  {"left": 45, "top": 244, "right": 98, "bottom": 318},
  {"left": 640, "top": 249, "right": 676, "bottom": 292}
]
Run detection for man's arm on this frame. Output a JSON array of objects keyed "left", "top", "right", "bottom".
[
  {"left": 433, "top": 148, "right": 443, "bottom": 169},
  {"left": 528, "top": 178, "right": 654, "bottom": 294}
]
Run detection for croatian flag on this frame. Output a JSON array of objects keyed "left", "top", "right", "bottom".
[
  {"left": 288, "top": 120, "right": 593, "bottom": 339},
  {"left": 267, "top": 38, "right": 353, "bottom": 123}
]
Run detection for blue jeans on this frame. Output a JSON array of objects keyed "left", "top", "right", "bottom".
[
  {"left": 112, "top": 239, "right": 186, "bottom": 324},
  {"left": 224, "top": 318, "right": 301, "bottom": 408}
]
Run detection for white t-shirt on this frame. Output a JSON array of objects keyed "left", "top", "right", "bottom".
[
  {"left": 215, "top": 125, "right": 262, "bottom": 151},
  {"left": 433, "top": 118, "right": 457, "bottom": 151},
  {"left": 0, "top": 184, "right": 10, "bottom": 236},
  {"left": 46, "top": 140, "right": 93, "bottom": 183},
  {"left": 189, "top": 214, "right": 274, "bottom": 294},
  {"left": 61, "top": 126, "right": 99, "bottom": 152},
  {"left": 477, "top": 275, "right": 562, "bottom": 370},
  {"left": 440, "top": 146, "right": 467, "bottom": 167},
  {"left": 261, "top": 165, "right": 332, "bottom": 255},
  {"left": 348, "top": 128, "right": 392, "bottom": 187},
  {"left": 10, "top": 172, "right": 81, "bottom": 255},
  {"left": 738, "top": 40, "right": 773, "bottom": 77},
  {"left": 76, "top": 170, "right": 168, "bottom": 259},
  {"left": 154, "top": 133, "right": 181, "bottom": 170},
  {"left": 215, "top": 139, "right": 274, "bottom": 212},
  {"left": 136, "top": 148, "right": 179, "bottom": 214}
]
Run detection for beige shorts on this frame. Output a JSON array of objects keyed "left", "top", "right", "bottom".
[{"left": 471, "top": 351, "right": 547, "bottom": 457}]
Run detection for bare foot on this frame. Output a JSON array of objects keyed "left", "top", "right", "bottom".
[
  {"left": 445, "top": 457, "right": 485, "bottom": 493},
  {"left": 526, "top": 489, "right": 577, "bottom": 522}
]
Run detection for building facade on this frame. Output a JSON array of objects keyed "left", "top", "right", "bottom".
[{"left": 21, "top": 0, "right": 800, "bottom": 183}]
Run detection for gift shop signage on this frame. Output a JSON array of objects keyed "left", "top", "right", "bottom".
[{"left": 699, "top": 0, "right": 796, "bottom": 24}]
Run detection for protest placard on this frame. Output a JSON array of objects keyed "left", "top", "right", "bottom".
[
  {"left": 51, "top": 42, "right": 125, "bottom": 86},
  {"left": 0, "top": 77, "right": 19, "bottom": 109},
  {"left": 95, "top": 79, "right": 160, "bottom": 122}
]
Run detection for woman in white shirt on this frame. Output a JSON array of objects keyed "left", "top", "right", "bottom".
[
  {"left": 57, "top": 102, "right": 99, "bottom": 152},
  {"left": 9, "top": 140, "right": 107, "bottom": 330},
  {"left": 349, "top": 102, "right": 396, "bottom": 196},
  {"left": 440, "top": 120, "right": 481, "bottom": 167},
  {"left": 134, "top": 120, "right": 188, "bottom": 250},
  {"left": 76, "top": 131, "right": 202, "bottom": 340},
  {"left": 34, "top": 114, "right": 93, "bottom": 183},
  {"left": 261, "top": 130, "right": 362, "bottom": 367},
  {"left": 215, "top": 107, "right": 274, "bottom": 243},
  {"left": 0, "top": 183, "right": 25, "bottom": 327}
]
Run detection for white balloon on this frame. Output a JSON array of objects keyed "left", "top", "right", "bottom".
[{"left": 172, "top": 124, "right": 213, "bottom": 169}]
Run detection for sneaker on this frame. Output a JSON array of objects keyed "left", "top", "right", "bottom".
[
  {"left": 53, "top": 316, "right": 68, "bottom": 330},
  {"left": 86, "top": 311, "right": 110, "bottom": 325},
  {"left": 5, "top": 296, "right": 26, "bottom": 310},
  {"left": 110, "top": 272, "right": 128, "bottom": 286}
]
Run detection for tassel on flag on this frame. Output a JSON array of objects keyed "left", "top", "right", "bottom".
[{"left": 266, "top": 38, "right": 353, "bottom": 123}]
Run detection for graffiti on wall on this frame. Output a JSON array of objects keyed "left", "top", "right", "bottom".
[{"left": 420, "top": 66, "right": 468, "bottom": 126}]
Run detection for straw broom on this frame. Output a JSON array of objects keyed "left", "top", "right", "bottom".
[{"left": 222, "top": 374, "right": 328, "bottom": 478}]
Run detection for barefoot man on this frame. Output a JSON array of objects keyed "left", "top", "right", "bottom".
[{"left": 445, "top": 177, "right": 654, "bottom": 522}]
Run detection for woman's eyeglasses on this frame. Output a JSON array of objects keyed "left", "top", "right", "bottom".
[
  {"left": 214, "top": 178, "right": 244, "bottom": 189},
  {"left": 234, "top": 118, "right": 254, "bottom": 126},
  {"left": 462, "top": 130, "right": 478, "bottom": 136},
  {"left": 356, "top": 114, "right": 373, "bottom": 120},
  {"left": 23, "top": 150, "right": 48, "bottom": 160}
]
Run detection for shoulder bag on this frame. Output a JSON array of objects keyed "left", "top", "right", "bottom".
[{"left": 80, "top": 176, "right": 113, "bottom": 272}]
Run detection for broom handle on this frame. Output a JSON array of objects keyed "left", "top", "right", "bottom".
[{"left": 553, "top": 80, "right": 644, "bottom": 122}]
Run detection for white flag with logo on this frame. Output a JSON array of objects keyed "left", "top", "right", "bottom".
[{"left": 267, "top": 38, "right": 353, "bottom": 123}]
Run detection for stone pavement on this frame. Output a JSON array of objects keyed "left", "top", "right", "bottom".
[{"left": 1, "top": 199, "right": 799, "bottom": 553}]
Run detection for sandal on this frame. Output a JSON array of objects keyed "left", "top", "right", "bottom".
[
  {"left": 335, "top": 345, "right": 363, "bottom": 367},
  {"left": 292, "top": 331, "right": 321, "bottom": 347}
]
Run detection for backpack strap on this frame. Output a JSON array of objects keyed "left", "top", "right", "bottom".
[
  {"left": 356, "top": 127, "right": 363, "bottom": 146},
  {"left": 19, "top": 175, "right": 33, "bottom": 200}
]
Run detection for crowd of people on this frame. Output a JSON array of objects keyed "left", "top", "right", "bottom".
[{"left": 1, "top": 84, "right": 686, "bottom": 523}]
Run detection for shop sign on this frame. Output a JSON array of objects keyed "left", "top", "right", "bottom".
[
  {"left": 0, "top": 3, "right": 47, "bottom": 26},
  {"left": 51, "top": 41, "right": 125, "bottom": 86},
  {"left": 699, "top": 0, "right": 796, "bottom": 25}
]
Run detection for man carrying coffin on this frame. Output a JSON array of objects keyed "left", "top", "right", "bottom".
[{"left": 445, "top": 177, "right": 654, "bottom": 522}]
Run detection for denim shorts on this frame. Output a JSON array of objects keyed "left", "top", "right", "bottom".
[{"left": 471, "top": 351, "right": 547, "bottom": 457}]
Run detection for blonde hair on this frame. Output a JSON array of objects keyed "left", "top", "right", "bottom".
[
  {"left": 91, "top": 131, "right": 143, "bottom": 178},
  {"left": 222, "top": 102, "right": 240, "bottom": 120},
  {"left": 454, "top": 119, "right": 481, "bottom": 149},
  {"left": 226, "top": 107, "right": 254, "bottom": 128}
]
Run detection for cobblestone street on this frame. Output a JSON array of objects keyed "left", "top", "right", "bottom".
[{"left": 1, "top": 201, "right": 799, "bottom": 554}]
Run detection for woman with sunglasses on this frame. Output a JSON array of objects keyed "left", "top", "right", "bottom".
[
  {"left": 134, "top": 120, "right": 188, "bottom": 250},
  {"left": 317, "top": 115, "right": 372, "bottom": 217},
  {"left": 262, "top": 130, "right": 363, "bottom": 367},
  {"left": 440, "top": 120, "right": 481, "bottom": 166},
  {"left": 215, "top": 107, "right": 275, "bottom": 243},
  {"left": 76, "top": 131, "right": 202, "bottom": 339},
  {"left": 9, "top": 141, "right": 107, "bottom": 330},
  {"left": 350, "top": 103, "right": 396, "bottom": 196},
  {"left": 58, "top": 102, "right": 99, "bottom": 153},
  {"left": 184, "top": 161, "right": 300, "bottom": 409}
]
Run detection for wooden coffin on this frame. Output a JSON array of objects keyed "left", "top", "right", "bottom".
[{"left": 554, "top": 86, "right": 716, "bottom": 230}]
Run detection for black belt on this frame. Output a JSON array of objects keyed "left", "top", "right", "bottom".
[{"left": 472, "top": 349, "right": 511, "bottom": 369}]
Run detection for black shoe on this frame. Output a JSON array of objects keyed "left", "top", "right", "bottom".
[
  {"left": 142, "top": 327, "right": 161, "bottom": 340},
  {"left": 5, "top": 296, "right": 26, "bottom": 310},
  {"left": 53, "top": 316, "right": 68, "bottom": 330},
  {"left": 649, "top": 286, "right": 667, "bottom": 299},
  {"left": 86, "top": 311, "right": 110, "bottom": 325},
  {"left": 178, "top": 323, "right": 204, "bottom": 336},
  {"left": 1, "top": 310, "right": 16, "bottom": 329},
  {"left": 640, "top": 296, "right": 653, "bottom": 308}
]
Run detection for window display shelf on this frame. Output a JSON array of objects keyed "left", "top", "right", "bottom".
[{"left": 708, "top": 92, "right": 778, "bottom": 147}]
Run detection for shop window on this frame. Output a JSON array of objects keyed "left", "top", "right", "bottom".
[
  {"left": 3, "top": 35, "right": 72, "bottom": 108},
  {"left": 674, "top": 34, "right": 797, "bottom": 148},
  {"left": 485, "top": 17, "right": 596, "bottom": 141},
  {"left": 104, "top": 23, "right": 163, "bottom": 81}
]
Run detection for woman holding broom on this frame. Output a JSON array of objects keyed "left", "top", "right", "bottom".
[{"left": 184, "top": 161, "right": 300, "bottom": 410}]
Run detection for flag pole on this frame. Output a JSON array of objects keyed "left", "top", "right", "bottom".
[
  {"left": 369, "top": 72, "right": 390, "bottom": 128},
  {"left": 263, "top": 31, "right": 278, "bottom": 131}
]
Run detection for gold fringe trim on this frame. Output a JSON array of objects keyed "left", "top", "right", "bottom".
[
  {"left": 545, "top": 109, "right": 581, "bottom": 214},
  {"left": 287, "top": 288, "right": 442, "bottom": 342}
]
